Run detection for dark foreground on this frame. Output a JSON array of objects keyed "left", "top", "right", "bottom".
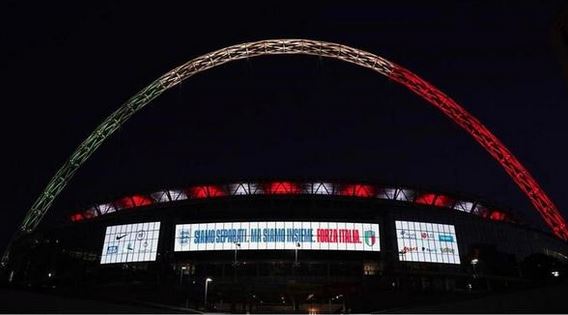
[
  {"left": 1, "top": 284, "right": 568, "bottom": 313},
  {"left": 0, "top": 287, "right": 196, "bottom": 313},
  {"left": 377, "top": 283, "right": 568, "bottom": 313}
]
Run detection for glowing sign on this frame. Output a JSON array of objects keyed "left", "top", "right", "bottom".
[
  {"left": 395, "top": 220, "right": 460, "bottom": 264},
  {"left": 174, "top": 222, "right": 380, "bottom": 252},
  {"left": 100, "top": 222, "right": 161, "bottom": 264}
]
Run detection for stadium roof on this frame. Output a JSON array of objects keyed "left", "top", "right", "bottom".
[{"left": 70, "top": 180, "right": 515, "bottom": 225}]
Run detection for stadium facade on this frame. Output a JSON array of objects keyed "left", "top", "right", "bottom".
[{"left": 4, "top": 180, "right": 568, "bottom": 312}]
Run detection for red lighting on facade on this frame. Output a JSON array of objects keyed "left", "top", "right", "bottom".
[
  {"left": 433, "top": 195, "right": 453, "bottom": 207},
  {"left": 415, "top": 193, "right": 453, "bottom": 207},
  {"left": 188, "top": 186, "right": 208, "bottom": 198},
  {"left": 489, "top": 210, "right": 507, "bottom": 221},
  {"left": 415, "top": 193, "right": 436, "bottom": 205},
  {"left": 266, "top": 182, "right": 300, "bottom": 194},
  {"left": 70, "top": 213, "right": 84, "bottom": 222},
  {"left": 118, "top": 195, "right": 153, "bottom": 209},
  {"left": 188, "top": 185, "right": 227, "bottom": 199},
  {"left": 340, "top": 184, "right": 375, "bottom": 197}
]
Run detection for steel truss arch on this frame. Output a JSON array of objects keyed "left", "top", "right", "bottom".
[{"left": 13, "top": 39, "right": 568, "bottom": 242}]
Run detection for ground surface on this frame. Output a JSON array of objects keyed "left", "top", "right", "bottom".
[
  {"left": 376, "top": 283, "right": 568, "bottom": 313},
  {"left": 1, "top": 284, "right": 568, "bottom": 313},
  {"left": 0, "top": 288, "right": 195, "bottom": 313}
]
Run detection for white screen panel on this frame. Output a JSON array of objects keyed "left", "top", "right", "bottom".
[
  {"left": 100, "top": 222, "right": 161, "bottom": 264},
  {"left": 395, "top": 220, "right": 460, "bottom": 264}
]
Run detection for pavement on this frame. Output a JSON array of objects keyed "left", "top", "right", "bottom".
[
  {"left": 0, "top": 287, "right": 200, "bottom": 313},
  {"left": 374, "top": 283, "right": 568, "bottom": 313}
]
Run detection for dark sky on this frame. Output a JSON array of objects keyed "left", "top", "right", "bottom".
[{"left": 2, "top": 1, "right": 568, "bottom": 251}]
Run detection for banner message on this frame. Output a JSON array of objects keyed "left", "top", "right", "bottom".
[{"left": 174, "top": 221, "right": 380, "bottom": 252}]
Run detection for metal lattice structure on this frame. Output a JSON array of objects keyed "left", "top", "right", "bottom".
[{"left": 6, "top": 39, "right": 568, "bottom": 261}]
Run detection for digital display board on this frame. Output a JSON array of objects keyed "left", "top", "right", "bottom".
[
  {"left": 100, "top": 222, "right": 161, "bottom": 264},
  {"left": 174, "top": 222, "right": 380, "bottom": 252},
  {"left": 395, "top": 220, "right": 460, "bottom": 264}
]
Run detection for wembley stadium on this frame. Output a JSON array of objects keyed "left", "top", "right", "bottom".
[
  {"left": 4, "top": 180, "right": 568, "bottom": 313},
  {"left": 2, "top": 39, "right": 568, "bottom": 313}
]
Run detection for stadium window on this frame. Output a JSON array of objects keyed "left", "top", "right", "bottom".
[{"left": 363, "top": 262, "right": 378, "bottom": 276}]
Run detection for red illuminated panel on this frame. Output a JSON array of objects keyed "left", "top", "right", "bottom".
[
  {"left": 118, "top": 195, "right": 153, "bottom": 209},
  {"left": 489, "top": 210, "right": 507, "bottom": 221},
  {"left": 265, "top": 181, "right": 301, "bottom": 194},
  {"left": 70, "top": 213, "right": 84, "bottom": 222},
  {"left": 416, "top": 193, "right": 453, "bottom": 207},
  {"left": 207, "top": 185, "right": 226, "bottom": 197},
  {"left": 433, "top": 194, "right": 453, "bottom": 207},
  {"left": 187, "top": 185, "right": 227, "bottom": 199},
  {"left": 188, "top": 186, "right": 208, "bottom": 198},
  {"left": 415, "top": 193, "right": 436, "bottom": 205},
  {"left": 340, "top": 184, "right": 375, "bottom": 197}
]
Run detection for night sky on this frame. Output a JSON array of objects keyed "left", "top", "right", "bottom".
[{"left": 2, "top": 1, "right": 568, "bottom": 252}]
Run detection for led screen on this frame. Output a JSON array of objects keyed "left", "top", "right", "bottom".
[
  {"left": 100, "top": 222, "right": 161, "bottom": 264},
  {"left": 174, "top": 222, "right": 380, "bottom": 252},
  {"left": 395, "top": 220, "right": 460, "bottom": 264}
]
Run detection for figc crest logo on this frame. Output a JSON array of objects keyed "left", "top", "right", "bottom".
[{"left": 364, "top": 230, "right": 377, "bottom": 246}]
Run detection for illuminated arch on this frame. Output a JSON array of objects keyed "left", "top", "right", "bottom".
[{"left": 14, "top": 39, "right": 568, "bottom": 240}]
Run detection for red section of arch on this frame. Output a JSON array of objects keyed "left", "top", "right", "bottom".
[{"left": 389, "top": 65, "right": 568, "bottom": 240}]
